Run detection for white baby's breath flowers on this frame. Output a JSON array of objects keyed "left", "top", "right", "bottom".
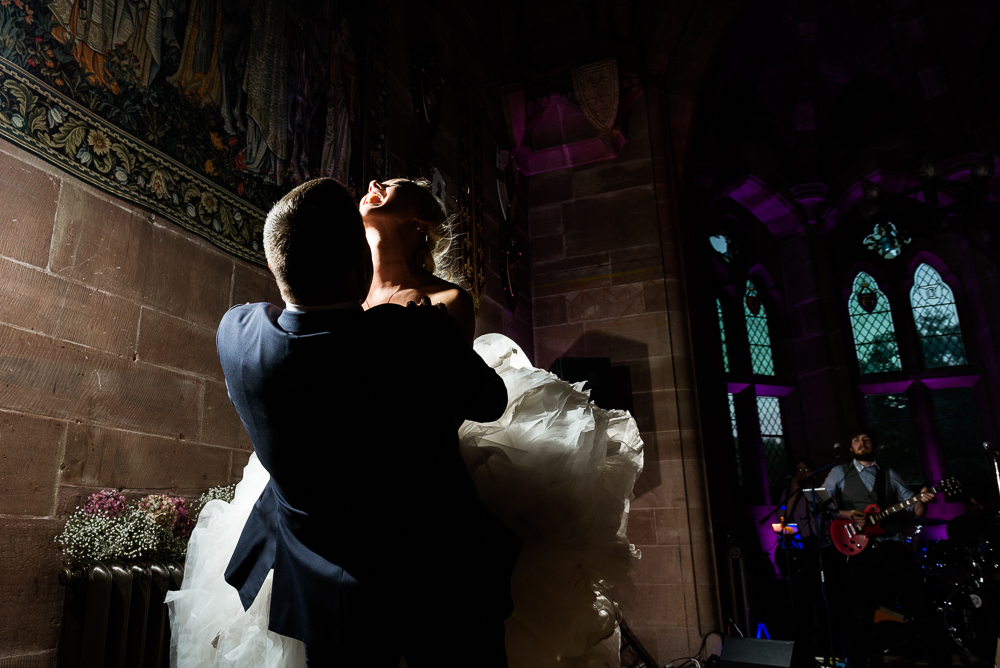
[{"left": 55, "top": 484, "right": 236, "bottom": 564}]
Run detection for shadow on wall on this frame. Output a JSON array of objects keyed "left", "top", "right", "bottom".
[{"left": 553, "top": 329, "right": 662, "bottom": 497}]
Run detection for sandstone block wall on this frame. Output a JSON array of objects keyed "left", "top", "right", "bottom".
[
  {"left": 529, "top": 98, "right": 719, "bottom": 660},
  {"left": 0, "top": 140, "right": 276, "bottom": 665}
]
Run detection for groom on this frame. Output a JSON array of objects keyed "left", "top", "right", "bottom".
[{"left": 218, "top": 178, "right": 518, "bottom": 667}]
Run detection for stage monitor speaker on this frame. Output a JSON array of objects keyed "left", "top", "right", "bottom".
[
  {"left": 549, "top": 357, "right": 633, "bottom": 412},
  {"left": 720, "top": 638, "right": 807, "bottom": 668}
]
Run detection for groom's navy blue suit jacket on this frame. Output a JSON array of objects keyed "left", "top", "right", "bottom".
[{"left": 217, "top": 302, "right": 518, "bottom": 661}]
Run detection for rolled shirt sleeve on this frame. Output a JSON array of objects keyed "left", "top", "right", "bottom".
[
  {"left": 888, "top": 468, "right": 916, "bottom": 511},
  {"left": 824, "top": 465, "right": 845, "bottom": 505}
]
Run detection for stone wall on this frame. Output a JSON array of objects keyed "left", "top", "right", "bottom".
[
  {"left": 0, "top": 141, "right": 273, "bottom": 666},
  {"left": 383, "top": 4, "right": 533, "bottom": 354},
  {"left": 529, "top": 95, "right": 719, "bottom": 660}
]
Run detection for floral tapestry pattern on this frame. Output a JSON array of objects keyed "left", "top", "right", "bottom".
[{"left": 0, "top": 0, "right": 373, "bottom": 265}]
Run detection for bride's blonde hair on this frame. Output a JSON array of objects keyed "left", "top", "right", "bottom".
[{"left": 388, "top": 178, "right": 461, "bottom": 282}]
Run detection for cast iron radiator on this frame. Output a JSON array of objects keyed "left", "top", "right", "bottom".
[{"left": 56, "top": 561, "right": 183, "bottom": 668}]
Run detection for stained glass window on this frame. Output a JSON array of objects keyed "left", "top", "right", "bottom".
[
  {"left": 757, "top": 396, "right": 787, "bottom": 488},
  {"left": 849, "top": 272, "right": 902, "bottom": 374},
  {"left": 729, "top": 393, "right": 742, "bottom": 485},
  {"left": 865, "top": 393, "right": 921, "bottom": 484},
  {"left": 932, "top": 388, "right": 985, "bottom": 493},
  {"left": 910, "top": 264, "right": 967, "bottom": 368},
  {"left": 744, "top": 283, "right": 774, "bottom": 375},
  {"left": 718, "top": 299, "right": 730, "bottom": 373}
]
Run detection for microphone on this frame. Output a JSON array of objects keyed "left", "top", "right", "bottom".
[{"left": 825, "top": 442, "right": 841, "bottom": 463}]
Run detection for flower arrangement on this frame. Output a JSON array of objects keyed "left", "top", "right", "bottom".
[{"left": 55, "top": 486, "right": 235, "bottom": 564}]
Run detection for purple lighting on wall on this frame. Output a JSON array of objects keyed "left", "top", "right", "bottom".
[
  {"left": 716, "top": 176, "right": 803, "bottom": 239},
  {"left": 754, "top": 384, "right": 795, "bottom": 397},
  {"left": 858, "top": 380, "right": 913, "bottom": 395},
  {"left": 920, "top": 375, "right": 980, "bottom": 389}
]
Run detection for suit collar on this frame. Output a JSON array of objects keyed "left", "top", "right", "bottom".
[{"left": 277, "top": 306, "right": 362, "bottom": 335}]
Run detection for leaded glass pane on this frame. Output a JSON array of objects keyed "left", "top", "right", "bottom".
[
  {"left": 932, "top": 388, "right": 986, "bottom": 493},
  {"left": 910, "top": 264, "right": 967, "bottom": 368},
  {"left": 729, "top": 393, "right": 742, "bottom": 485},
  {"left": 865, "top": 393, "right": 922, "bottom": 484},
  {"left": 849, "top": 272, "right": 902, "bottom": 374},
  {"left": 757, "top": 396, "right": 786, "bottom": 488},
  {"left": 744, "top": 283, "right": 775, "bottom": 375},
  {"left": 718, "top": 299, "right": 730, "bottom": 373}
]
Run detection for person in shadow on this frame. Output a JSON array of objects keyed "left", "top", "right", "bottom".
[{"left": 218, "top": 178, "right": 518, "bottom": 667}]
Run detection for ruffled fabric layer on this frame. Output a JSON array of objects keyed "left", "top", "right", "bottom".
[
  {"left": 460, "top": 334, "right": 643, "bottom": 668},
  {"left": 165, "top": 455, "right": 307, "bottom": 668},
  {"left": 167, "top": 333, "right": 643, "bottom": 668}
]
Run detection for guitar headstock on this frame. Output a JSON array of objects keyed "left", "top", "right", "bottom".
[{"left": 934, "top": 477, "right": 962, "bottom": 498}]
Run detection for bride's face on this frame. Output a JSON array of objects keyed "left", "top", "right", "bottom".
[{"left": 360, "top": 180, "right": 416, "bottom": 228}]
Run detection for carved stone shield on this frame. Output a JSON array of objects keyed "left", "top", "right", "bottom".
[{"left": 571, "top": 59, "right": 619, "bottom": 134}]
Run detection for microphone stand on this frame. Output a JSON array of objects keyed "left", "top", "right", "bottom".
[
  {"left": 985, "top": 443, "right": 1000, "bottom": 502},
  {"left": 800, "top": 453, "right": 849, "bottom": 666}
]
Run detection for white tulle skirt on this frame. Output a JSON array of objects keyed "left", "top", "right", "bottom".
[{"left": 166, "top": 334, "right": 643, "bottom": 668}]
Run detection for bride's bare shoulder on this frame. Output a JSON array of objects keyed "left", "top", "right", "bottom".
[{"left": 424, "top": 278, "right": 474, "bottom": 344}]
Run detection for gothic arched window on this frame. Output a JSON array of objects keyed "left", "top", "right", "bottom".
[
  {"left": 909, "top": 263, "right": 967, "bottom": 367},
  {"left": 849, "top": 272, "right": 902, "bottom": 374},
  {"left": 757, "top": 396, "right": 787, "bottom": 489},
  {"left": 717, "top": 298, "right": 730, "bottom": 373},
  {"left": 744, "top": 282, "right": 774, "bottom": 375}
]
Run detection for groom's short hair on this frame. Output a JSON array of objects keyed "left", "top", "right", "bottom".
[{"left": 264, "top": 178, "right": 371, "bottom": 305}]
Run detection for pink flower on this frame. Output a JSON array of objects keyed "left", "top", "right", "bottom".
[
  {"left": 138, "top": 494, "right": 179, "bottom": 529},
  {"left": 82, "top": 489, "right": 127, "bottom": 518},
  {"left": 171, "top": 496, "right": 192, "bottom": 537}
]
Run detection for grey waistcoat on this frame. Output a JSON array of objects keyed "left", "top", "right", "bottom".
[{"left": 840, "top": 463, "right": 885, "bottom": 511}]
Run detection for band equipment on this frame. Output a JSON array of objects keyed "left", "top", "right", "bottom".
[
  {"left": 720, "top": 637, "right": 809, "bottom": 668},
  {"left": 829, "top": 477, "right": 961, "bottom": 556}
]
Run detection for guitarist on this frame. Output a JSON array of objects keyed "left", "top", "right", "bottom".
[{"left": 822, "top": 430, "right": 945, "bottom": 667}]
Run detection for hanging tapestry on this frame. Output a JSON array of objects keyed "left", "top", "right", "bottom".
[{"left": 0, "top": 0, "right": 384, "bottom": 265}]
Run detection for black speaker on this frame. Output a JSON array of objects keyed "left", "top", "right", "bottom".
[
  {"left": 548, "top": 357, "right": 633, "bottom": 412},
  {"left": 720, "top": 638, "right": 808, "bottom": 668}
]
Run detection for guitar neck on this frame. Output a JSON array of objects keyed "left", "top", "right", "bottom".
[{"left": 869, "top": 486, "right": 937, "bottom": 523}]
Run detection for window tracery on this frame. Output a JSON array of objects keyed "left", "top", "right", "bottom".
[
  {"left": 910, "top": 263, "right": 966, "bottom": 368},
  {"left": 849, "top": 272, "right": 902, "bottom": 374},
  {"left": 744, "top": 282, "right": 774, "bottom": 375}
]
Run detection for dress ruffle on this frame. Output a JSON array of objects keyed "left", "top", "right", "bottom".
[
  {"left": 460, "top": 334, "right": 643, "bottom": 668},
  {"left": 165, "top": 454, "right": 307, "bottom": 667},
  {"left": 167, "top": 334, "right": 643, "bottom": 668}
]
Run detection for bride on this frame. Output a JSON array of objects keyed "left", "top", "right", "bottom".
[{"left": 167, "top": 178, "right": 644, "bottom": 668}]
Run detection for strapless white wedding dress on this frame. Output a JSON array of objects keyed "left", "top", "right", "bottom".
[{"left": 166, "top": 334, "right": 643, "bottom": 668}]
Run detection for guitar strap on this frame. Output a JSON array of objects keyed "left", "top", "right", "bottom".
[{"left": 874, "top": 465, "right": 888, "bottom": 509}]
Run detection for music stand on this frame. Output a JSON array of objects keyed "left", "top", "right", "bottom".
[{"left": 801, "top": 487, "right": 832, "bottom": 506}]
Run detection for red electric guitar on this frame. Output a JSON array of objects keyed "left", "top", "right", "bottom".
[{"left": 829, "top": 477, "right": 961, "bottom": 556}]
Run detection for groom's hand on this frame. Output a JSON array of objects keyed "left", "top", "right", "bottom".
[
  {"left": 406, "top": 296, "right": 455, "bottom": 327},
  {"left": 405, "top": 296, "right": 447, "bottom": 313}
]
